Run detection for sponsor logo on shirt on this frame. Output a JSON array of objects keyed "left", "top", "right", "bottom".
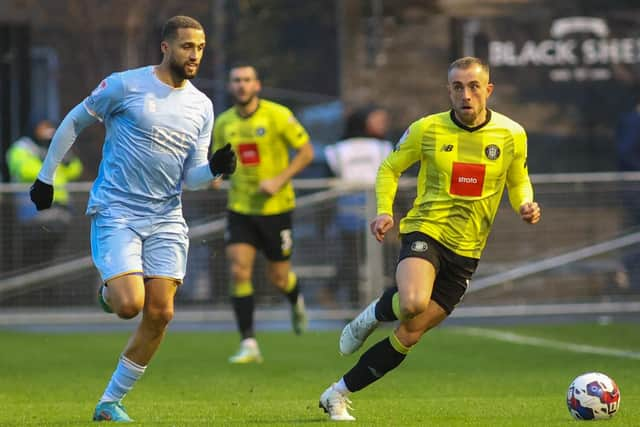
[
  {"left": 458, "top": 176, "right": 478, "bottom": 184},
  {"left": 150, "top": 126, "right": 190, "bottom": 155},
  {"left": 238, "top": 142, "right": 260, "bottom": 166},
  {"left": 256, "top": 127, "right": 266, "bottom": 136},
  {"left": 450, "top": 162, "right": 486, "bottom": 197}
]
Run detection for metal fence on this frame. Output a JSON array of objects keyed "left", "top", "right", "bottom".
[{"left": 2, "top": 174, "right": 640, "bottom": 314}]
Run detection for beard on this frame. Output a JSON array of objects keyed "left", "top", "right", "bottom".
[
  {"left": 455, "top": 106, "right": 478, "bottom": 123},
  {"left": 169, "top": 57, "right": 199, "bottom": 80},
  {"left": 234, "top": 93, "right": 256, "bottom": 106}
]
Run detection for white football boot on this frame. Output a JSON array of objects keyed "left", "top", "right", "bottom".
[
  {"left": 228, "top": 339, "right": 263, "bottom": 364},
  {"left": 339, "top": 298, "right": 379, "bottom": 355},
  {"left": 319, "top": 384, "right": 355, "bottom": 421}
]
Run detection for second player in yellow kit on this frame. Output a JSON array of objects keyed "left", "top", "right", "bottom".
[
  {"left": 319, "top": 57, "right": 541, "bottom": 421},
  {"left": 213, "top": 98, "right": 309, "bottom": 215},
  {"left": 212, "top": 64, "right": 314, "bottom": 364}
]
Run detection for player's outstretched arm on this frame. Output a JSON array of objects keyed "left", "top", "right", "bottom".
[{"left": 30, "top": 103, "right": 97, "bottom": 210}]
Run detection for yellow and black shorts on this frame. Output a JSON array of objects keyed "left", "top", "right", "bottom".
[
  {"left": 398, "top": 231, "right": 478, "bottom": 314},
  {"left": 225, "top": 210, "right": 293, "bottom": 261}
]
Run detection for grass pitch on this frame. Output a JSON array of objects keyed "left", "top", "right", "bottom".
[{"left": 1, "top": 322, "right": 639, "bottom": 426}]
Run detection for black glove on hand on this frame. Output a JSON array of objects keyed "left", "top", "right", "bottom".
[
  {"left": 209, "top": 143, "right": 237, "bottom": 176},
  {"left": 30, "top": 179, "right": 54, "bottom": 211}
]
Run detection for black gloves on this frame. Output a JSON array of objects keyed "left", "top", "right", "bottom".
[
  {"left": 209, "top": 143, "right": 237, "bottom": 176},
  {"left": 30, "top": 179, "right": 54, "bottom": 211}
]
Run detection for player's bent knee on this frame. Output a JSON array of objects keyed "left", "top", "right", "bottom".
[
  {"left": 145, "top": 307, "right": 174, "bottom": 325},
  {"left": 111, "top": 294, "right": 144, "bottom": 319},
  {"left": 115, "top": 302, "right": 143, "bottom": 319},
  {"left": 400, "top": 299, "right": 429, "bottom": 319},
  {"left": 230, "top": 266, "right": 251, "bottom": 283}
]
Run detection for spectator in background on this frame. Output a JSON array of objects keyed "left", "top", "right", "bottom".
[
  {"left": 6, "top": 119, "right": 83, "bottom": 266},
  {"left": 616, "top": 102, "right": 640, "bottom": 291},
  {"left": 322, "top": 106, "right": 393, "bottom": 306}
]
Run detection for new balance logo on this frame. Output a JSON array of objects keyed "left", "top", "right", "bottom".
[{"left": 440, "top": 144, "right": 454, "bottom": 152}]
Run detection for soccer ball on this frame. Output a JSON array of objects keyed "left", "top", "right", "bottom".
[{"left": 567, "top": 372, "right": 620, "bottom": 420}]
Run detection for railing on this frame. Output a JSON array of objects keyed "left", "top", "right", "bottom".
[{"left": 2, "top": 173, "right": 640, "bottom": 312}]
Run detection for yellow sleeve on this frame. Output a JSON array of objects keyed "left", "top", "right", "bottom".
[
  {"left": 506, "top": 127, "right": 534, "bottom": 213},
  {"left": 277, "top": 107, "right": 309, "bottom": 149},
  {"left": 376, "top": 120, "right": 423, "bottom": 216}
]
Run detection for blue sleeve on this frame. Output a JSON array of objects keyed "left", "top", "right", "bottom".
[
  {"left": 37, "top": 103, "right": 98, "bottom": 184},
  {"left": 82, "top": 73, "right": 125, "bottom": 121},
  {"left": 183, "top": 101, "right": 216, "bottom": 190}
]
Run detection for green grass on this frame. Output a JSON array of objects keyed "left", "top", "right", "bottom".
[{"left": 1, "top": 323, "right": 639, "bottom": 426}]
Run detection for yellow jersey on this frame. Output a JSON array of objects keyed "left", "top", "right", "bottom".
[
  {"left": 376, "top": 110, "right": 533, "bottom": 258},
  {"left": 213, "top": 99, "right": 310, "bottom": 215}
]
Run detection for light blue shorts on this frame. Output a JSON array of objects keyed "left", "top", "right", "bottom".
[{"left": 90, "top": 213, "right": 189, "bottom": 283}]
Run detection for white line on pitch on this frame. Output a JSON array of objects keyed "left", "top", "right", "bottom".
[{"left": 453, "top": 327, "right": 640, "bottom": 360}]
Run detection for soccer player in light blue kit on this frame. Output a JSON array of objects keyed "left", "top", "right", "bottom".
[{"left": 29, "top": 16, "right": 236, "bottom": 422}]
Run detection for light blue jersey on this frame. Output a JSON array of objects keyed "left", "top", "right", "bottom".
[{"left": 83, "top": 66, "right": 213, "bottom": 218}]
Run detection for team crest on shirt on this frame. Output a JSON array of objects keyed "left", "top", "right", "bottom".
[
  {"left": 411, "top": 241, "right": 428, "bottom": 252},
  {"left": 485, "top": 144, "right": 501, "bottom": 160},
  {"left": 256, "top": 127, "right": 266, "bottom": 136}
]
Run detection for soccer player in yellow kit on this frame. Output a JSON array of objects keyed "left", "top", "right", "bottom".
[
  {"left": 319, "top": 56, "right": 541, "bottom": 421},
  {"left": 212, "top": 64, "right": 314, "bottom": 363}
]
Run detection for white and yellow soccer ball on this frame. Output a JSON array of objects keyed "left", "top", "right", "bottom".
[{"left": 567, "top": 372, "right": 620, "bottom": 420}]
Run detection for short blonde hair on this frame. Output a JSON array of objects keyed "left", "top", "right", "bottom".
[{"left": 448, "top": 57, "right": 490, "bottom": 77}]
